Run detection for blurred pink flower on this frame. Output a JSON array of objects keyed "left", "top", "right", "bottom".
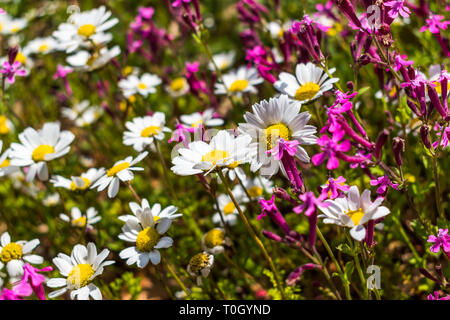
[{"left": 427, "top": 229, "right": 450, "bottom": 253}]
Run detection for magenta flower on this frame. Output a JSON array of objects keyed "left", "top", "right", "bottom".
[
  {"left": 320, "top": 176, "right": 350, "bottom": 200},
  {"left": 312, "top": 134, "right": 351, "bottom": 170},
  {"left": 168, "top": 123, "right": 192, "bottom": 146},
  {"left": 370, "top": 175, "right": 399, "bottom": 196},
  {"left": 258, "top": 194, "right": 291, "bottom": 235},
  {"left": 172, "top": 0, "right": 191, "bottom": 7},
  {"left": 420, "top": 14, "right": 450, "bottom": 34},
  {"left": 0, "top": 280, "right": 32, "bottom": 300},
  {"left": 266, "top": 138, "right": 299, "bottom": 161},
  {"left": 293, "top": 192, "right": 329, "bottom": 217},
  {"left": 384, "top": 1, "right": 411, "bottom": 19},
  {"left": 286, "top": 263, "right": 322, "bottom": 286},
  {"left": 0, "top": 8, "right": 5, "bottom": 14},
  {"left": 0, "top": 60, "right": 26, "bottom": 84},
  {"left": 53, "top": 65, "right": 73, "bottom": 79},
  {"left": 138, "top": 6, "right": 155, "bottom": 19},
  {"left": 427, "top": 291, "right": 450, "bottom": 300},
  {"left": 21, "top": 264, "right": 53, "bottom": 300},
  {"left": 432, "top": 125, "right": 450, "bottom": 149},
  {"left": 427, "top": 229, "right": 450, "bottom": 253},
  {"left": 393, "top": 54, "right": 414, "bottom": 72}
]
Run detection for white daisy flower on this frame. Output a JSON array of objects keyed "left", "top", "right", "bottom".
[
  {"left": 60, "top": 207, "right": 101, "bottom": 230},
  {"left": 52, "top": 6, "right": 118, "bottom": 53},
  {"left": 209, "top": 51, "right": 236, "bottom": 71},
  {"left": 212, "top": 187, "right": 245, "bottom": 226},
  {"left": 179, "top": 108, "right": 224, "bottom": 129},
  {"left": 51, "top": 168, "right": 105, "bottom": 192},
  {"left": 9, "top": 122, "right": 75, "bottom": 182},
  {"left": 23, "top": 37, "right": 59, "bottom": 55},
  {"left": 165, "top": 77, "right": 190, "bottom": 97},
  {"left": 241, "top": 176, "right": 273, "bottom": 201},
  {"left": 42, "top": 192, "right": 60, "bottom": 207},
  {"left": 118, "top": 202, "right": 174, "bottom": 267},
  {"left": 318, "top": 186, "right": 391, "bottom": 241},
  {"left": 274, "top": 62, "right": 339, "bottom": 103},
  {"left": 123, "top": 113, "right": 171, "bottom": 152},
  {"left": 66, "top": 45, "right": 121, "bottom": 71},
  {"left": 187, "top": 252, "right": 214, "bottom": 285},
  {"left": 0, "top": 14, "right": 27, "bottom": 35},
  {"left": 62, "top": 100, "right": 103, "bottom": 127},
  {"left": 119, "top": 199, "right": 182, "bottom": 226},
  {"left": 266, "top": 20, "right": 293, "bottom": 39},
  {"left": 90, "top": 151, "right": 148, "bottom": 198},
  {"left": 0, "top": 140, "right": 18, "bottom": 177},
  {"left": 171, "top": 130, "right": 253, "bottom": 176},
  {"left": 0, "top": 232, "right": 43, "bottom": 278},
  {"left": 201, "top": 228, "right": 232, "bottom": 255},
  {"left": 0, "top": 115, "right": 14, "bottom": 135},
  {"left": 118, "top": 73, "right": 162, "bottom": 98},
  {"left": 238, "top": 94, "right": 317, "bottom": 176},
  {"left": 47, "top": 242, "right": 114, "bottom": 300},
  {"left": 214, "top": 66, "right": 264, "bottom": 96}
]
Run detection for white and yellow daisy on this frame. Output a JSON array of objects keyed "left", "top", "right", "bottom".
[
  {"left": 214, "top": 66, "right": 263, "bottom": 96},
  {"left": 0, "top": 140, "right": 18, "bottom": 177},
  {"left": 90, "top": 152, "right": 148, "bottom": 198},
  {"left": 47, "top": 242, "right": 114, "bottom": 300},
  {"left": 266, "top": 20, "right": 293, "bottom": 39},
  {"left": 42, "top": 192, "right": 60, "bottom": 207},
  {"left": 123, "top": 113, "right": 171, "bottom": 152},
  {"left": 0, "top": 14, "right": 27, "bottom": 35},
  {"left": 241, "top": 176, "right": 273, "bottom": 201},
  {"left": 201, "top": 228, "right": 232, "bottom": 255},
  {"left": 238, "top": 94, "right": 317, "bottom": 176},
  {"left": 179, "top": 108, "right": 224, "bottom": 129},
  {"left": 119, "top": 199, "right": 182, "bottom": 226},
  {"left": 0, "top": 115, "right": 14, "bottom": 135},
  {"left": 165, "top": 77, "right": 190, "bottom": 97},
  {"left": 208, "top": 51, "right": 236, "bottom": 71},
  {"left": 51, "top": 168, "right": 105, "bottom": 192},
  {"left": 318, "top": 186, "right": 391, "bottom": 241},
  {"left": 187, "top": 252, "right": 214, "bottom": 285},
  {"left": 274, "top": 62, "right": 339, "bottom": 103},
  {"left": 118, "top": 73, "right": 162, "bottom": 98},
  {"left": 60, "top": 207, "right": 101, "bottom": 230},
  {"left": 23, "top": 37, "right": 59, "bottom": 55},
  {"left": 9, "top": 122, "right": 75, "bottom": 182},
  {"left": 66, "top": 45, "right": 120, "bottom": 71},
  {"left": 171, "top": 130, "right": 252, "bottom": 176},
  {"left": 0, "top": 232, "right": 43, "bottom": 278},
  {"left": 118, "top": 201, "right": 174, "bottom": 267},
  {"left": 62, "top": 100, "right": 103, "bottom": 127},
  {"left": 212, "top": 186, "right": 246, "bottom": 226}
]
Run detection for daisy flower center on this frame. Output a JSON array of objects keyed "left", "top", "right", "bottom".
[
  {"left": 141, "top": 126, "right": 160, "bottom": 137},
  {"left": 295, "top": 82, "right": 320, "bottom": 101},
  {"left": 432, "top": 81, "right": 442, "bottom": 95},
  {"left": 170, "top": 78, "right": 185, "bottom": 92},
  {"left": 346, "top": 208, "right": 365, "bottom": 226},
  {"left": 77, "top": 24, "right": 96, "bottom": 37},
  {"left": 70, "top": 177, "right": 91, "bottom": 191},
  {"left": 277, "top": 29, "right": 284, "bottom": 38},
  {"left": 0, "top": 242, "right": 23, "bottom": 263},
  {"left": 247, "top": 186, "right": 263, "bottom": 198},
  {"left": 0, "top": 116, "right": 10, "bottom": 134},
  {"left": 264, "top": 123, "right": 291, "bottom": 150},
  {"left": 189, "top": 253, "right": 210, "bottom": 275},
  {"left": 227, "top": 161, "right": 241, "bottom": 169},
  {"left": 388, "top": 86, "right": 397, "bottom": 98},
  {"left": 15, "top": 52, "right": 27, "bottom": 65},
  {"left": 191, "top": 119, "right": 204, "bottom": 128},
  {"left": 219, "top": 62, "right": 229, "bottom": 70},
  {"left": 38, "top": 44, "right": 49, "bottom": 52},
  {"left": 67, "top": 264, "right": 94, "bottom": 289},
  {"left": 223, "top": 201, "right": 235, "bottom": 215},
  {"left": 138, "top": 83, "right": 147, "bottom": 90},
  {"left": 32, "top": 145, "right": 55, "bottom": 162},
  {"left": 0, "top": 158, "right": 10, "bottom": 168},
  {"left": 201, "top": 149, "right": 230, "bottom": 167},
  {"left": 106, "top": 162, "right": 130, "bottom": 177},
  {"left": 228, "top": 79, "right": 249, "bottom": 92},
  {"left": 136, "top": 227, "right": 160, "bottom": 252},
  {"left": 72, "top": 216, "right": 87, "bottom": 227},
  {"left": 204, "top": 229, "right": 225, "bottom": 248}
]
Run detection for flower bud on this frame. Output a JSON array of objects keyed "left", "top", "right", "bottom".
[
  {"left": 7, "top": 46, "right": 18, "bottom": 64},
  {"left": 374, "top": 129, "right": 389, "bottom": 160},
  {"left": 420, "top": 125, "right": 432, "bottom": 149},
  {"left": 392, "top": 137, "right": 405, "bottom": 166}
]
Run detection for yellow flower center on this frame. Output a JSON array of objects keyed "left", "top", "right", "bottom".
[
  {"left": 141, "top": 126, "right": 160, "bottom": 137},
  {"left": 189, "top": 253, "right": 210, "bottom": 275},
  {"left": 327, "top": 23, "right": 343, "bottom": 37},
  {"left": 122, "top": 66, "right": 133, "bottom": 76},
  {"left": 138, "top": 83, "right": 147, "bottom": 90},
  {"left": 106, "top": 162, "right": 130, "bottom": 177},
  {"left": 432, "top": 81, "right": 442, "bottom": 95},
  {"left": 264, "top": 123, "right": 291, "bottom": 150},
  {"left": 294, "top": 82, "right": 320, "bottom": 101},
  {"left": 32, "top": 145, "right": 55, "bottom": 162},
  {"left": 388, "top": 86, "right": 397, "bottom": 98},
  {"left": 223, "top": 201, "right": 235, "bottom": 215},
  {"left": 247, "top": 186, "right": 263, "bottom": 198},
  {"left": 15, "top": 52, "right": 26, "bottom": 65},
  {"left": 346, "top": 208, "right": 365, "bottom": 226},
  {"left": 128, "top": 95, "right": 136, "bottom": 103},
  {"left": 191, "top": 119, "right": 204, "bottom": 128},
  {"left": 0, "top": 242, "right": 23, "bottom": 263},
  {"left": 72, "top": 216, "right": 87, "bottom": 227},
  {"left": 170, "top": 78, "right": 185, "bottom": 92},
  {"left": 10, "top": 27, "right": 19, "bottom": 33},
  {"left": 153, "top": 216, "right": 160, "bottom": 223},
  {"left": 277, "top": 29, "right": 284, "bottom": 38},
  {"left": 201, "top": 149, "right": 230, "bottom": 167},
  {"left": 227, "top": 161, "right": 241, "bottom": 169},
  {"left": 38, "top": 44, "right": 49, "bottom": 52},
  {"left": 0, "top": 115, "right": 10, "bottom": 134},
  {"left": 67, "top": 264, "right": 94, "bottom": 289},
  {"left": 70, "top": 177, "right": 91, "bottom": 191},
  {"left": 77, "top": 24, "right": 96, "bottom": 37},
  {"left": 219, "top": 62, "right": 229, "bottom": 70},
  {"left": 136, "top": 227, "right": 160, "bottom": 252},
  {"left": 228, "top": 79, "right": 249, "bottom": 92},
  {"left": 0, "top": 158, "right": 10, "bottom": 168},
  {"left": 204, "top": 229, "right": 225, "bottom": 248}
]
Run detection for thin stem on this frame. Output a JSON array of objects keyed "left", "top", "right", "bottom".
[
  {"left": 162, "top": 255, "right": 190, "bottom": 297},
  {"left": 127, "top": 182, "right": 142, "bottom": 203},
  {"left": 210, "top": 276, "right": 227, "bottom": 300},
  {"left": 154, "top": 141, "right": 177, "bottom": 201}
]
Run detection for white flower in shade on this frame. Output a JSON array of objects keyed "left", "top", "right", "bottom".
[
  {"left": 52, "top": 6, "right": 118, "bottom": 53},
  {"left": 66, "top": 45, "right": 120, "bottom": 71},
  {"left": 201, "top": 228, "right": 232, "bottom": 255},
  {"left": 47, "top": 242, "right": 114, "bottom": 300},
  {"left": 118, "top": 201, "right": 174, "bottom": 267},
  {"left": 187, "top": 252, "right": 214, "bottom": 285},
  {"left": 318, "top": 186, "right": 391, "bottom": 241},
  {"left": 274, "top": 62, "right": 339, "bottom": 103},
  {"left": 238, "top": 94, "right": 317, "bottom": 176},
  {"left": 209, "top": 51, "right": 236, "bottom": 71},
  {"left": 214, "top": 66, "right": 264, "bottom": 96},
  {"left": 165, "top": 77, "right": 190, "bottom": 97},
  {"left": 60, "top": 207, "right": 101, "bottom": 230},
  {"left": 24, "top": 37, "right": 59, "bottom": 55},
  {"left": 119, "top": 199, "right": 182, "bottom": 225},
  {"left": 9, "top": 122, "right": 75, "bottom": 182},
  {"left": 118, "top": 73, "right": 162, "bottom": 98},
  {"left": 0, "top": 14, "right": 27, "bottom": 35},
  {"left": 62, "top": 100, "right": 103, "bottom": 127},
  {"left": 171, "top": 130, "right": 252, "bottom": 176},
  {"left": 0, "top": 232, "right": 43, "bottom": 278},
  {"left": 90, "top": 152, "right": 148, "bottom": 198},
  {"left": 266, "top": 20, "right": 293, "bottom": 39},
  {"left": 180, "top": 108, "right": 224, "bottom": 129},
  {"left": 241, "top": 176, "right": 273, "bottom": 201},
  {"left": 42, "top": 192, "right": 60, "bottom": 207},
  {"left": 123, "top": 113, "right": 171, "bottom": 152},
  {"left": 0, "top": 115, "right": 14, "bottom": 135},
  {"left": 0, "top": 140, "right": 18, "bottom": 177},
  {"left": 212, "top": 186, "right": 245, "bottom": 226},
  {"left": 51, "top": 168, "right": 105, "bottom": 192}
]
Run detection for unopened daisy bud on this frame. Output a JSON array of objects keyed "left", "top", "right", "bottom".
[
  {"left": 187, "top": 252, "right": 214, "bottom": 285},
  {"left": 7, "top": 46, "right": 18, "bottom": 64},
  {"left": 420, "top": 125, "right": 432, "bottom": 149},
  {"left": 262, "top": 230, "right": 283, "bottom": 243},
  {"left": 374, "top": 129, "right": 390, "bottom": 160},
  {"left": 392, "top": 137, "right": 405, "bottom": 166}
]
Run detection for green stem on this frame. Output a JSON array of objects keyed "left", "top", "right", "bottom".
[{"left": 162, "top": 255, "right": 190, "bottom": 297}]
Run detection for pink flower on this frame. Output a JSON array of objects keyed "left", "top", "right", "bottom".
[
  {"left": 172, "top": 0, "right": 191, "bottom": 7},
  {"left": 0, "top": 8, "right": 5, "bottom": 15},
  {"left": 312, "top": 134, "right": 351, "bottom": 170},
  {"left": 53, "top": 65, "right": 73, "bottom": 79},
  {"left": 370, "top": 175, "right": 399, "bottom": 196},
  {"left": 384, "top": 1, "right": 411, "bottom": 19},
  {"left": 0, "top": 60, "right": 26, "bottom": 84},
  {"left": 21, "top": 263, "right": 53, "bottom": 300},
  {"left": 432, "top": 125, "right": 450, "bottom": 149},
  {"left": 266, "top": 138, "right": 299, "bottom": 161},
  {"left": 393, "top": 54, "right": 414, "bottom": 72},
  {"left": 428, "top": 291, "right": 450, "bottom": 300},
  {"left": 320, "top": 176, "right": 349, "bottom": 199},
  {"left": 0, "top": 281, "right": 32, "bottom": 300},
  {"left": 427, "top": 229, "right": 450, "bottom": 253},
  {"left": 420, "top": 14, "right": 450, "bottom": 34},
  {"left": 286, "top": 263, "right": 321, "bottom": 286},
  {"left": 293, "top": 192, "right": 329, "bottom": 217}
]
